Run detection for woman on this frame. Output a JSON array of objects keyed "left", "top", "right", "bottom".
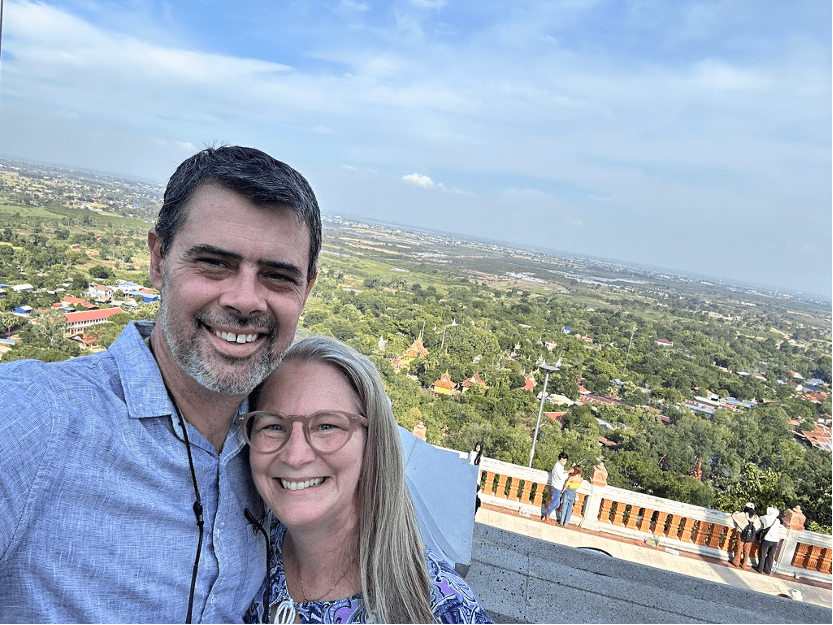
[
  {"left": 558, "top": 466, "right": 583, "bottom": 526},
  {"left": 469, "top": 442, "right": 485, "bottom": 517},
  {"left": 240, "top": 335, "right": 492, "bottom": 623},
  {"left": 468, "top": 442, "right": 484, "bottom": 465}
]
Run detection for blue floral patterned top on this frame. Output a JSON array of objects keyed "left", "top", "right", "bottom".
[{"left": 244, "top": 518, "right": 493, "bottom": 623}]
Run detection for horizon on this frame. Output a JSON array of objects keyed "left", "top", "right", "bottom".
[
  {"left": 2, "top": 152, "right": 831, "bottom": 305},
  {"left": 1, "top": 0, "right": 830, "bottom": 299}
]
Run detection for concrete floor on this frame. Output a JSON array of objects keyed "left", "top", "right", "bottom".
[{"left": 476, "top": 505, "right": 832, "bottom": 610}]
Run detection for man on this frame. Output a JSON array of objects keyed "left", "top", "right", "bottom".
[
  {"left": 541, "top": 452, "right": 570, "bottom": 524},
  {"left": 0, "top": 146, "right": 321, "bottom": 622},
  {"left": 730, "top": 502, "right": 761, "bottom": 568}
]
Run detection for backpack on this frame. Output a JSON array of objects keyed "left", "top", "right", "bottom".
[{"left": 740, "top": 521, "right": 755, "bottom": 542}]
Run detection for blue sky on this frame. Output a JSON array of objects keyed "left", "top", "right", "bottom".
[{"left": 1, "top": 0, "right": 830, "bottom": 299}]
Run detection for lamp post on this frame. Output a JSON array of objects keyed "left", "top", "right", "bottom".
[{"left": 528, "top": 362, "right": 559, "bottom": 468}]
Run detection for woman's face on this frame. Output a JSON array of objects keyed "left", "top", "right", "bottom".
[{"left": 249, "top": 359, "right": 366, "bottom": 532}]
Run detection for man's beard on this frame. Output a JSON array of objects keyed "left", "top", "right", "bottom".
[{"left": 158, "top": 281, "right": 283, "bottom": 395}]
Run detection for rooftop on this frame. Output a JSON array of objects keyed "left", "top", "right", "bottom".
[{"left": 468, "top": 507, "right": 832, "bottom": 623}]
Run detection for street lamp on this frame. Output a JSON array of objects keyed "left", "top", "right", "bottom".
[{"left": 528, "top": 362, "right": 559, "bottom": 468}]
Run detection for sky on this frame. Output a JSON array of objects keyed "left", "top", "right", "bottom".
[{"left": 1, "top": 1, "right": 830, "bottom": 299}]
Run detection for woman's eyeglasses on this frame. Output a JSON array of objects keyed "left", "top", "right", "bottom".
[{"left": 237, "top": 410, "right": 368, "bottom": 454}]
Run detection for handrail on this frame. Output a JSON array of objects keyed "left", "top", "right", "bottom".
[{"left": 473, "top": 455, "right": 831, "bottom": 582}]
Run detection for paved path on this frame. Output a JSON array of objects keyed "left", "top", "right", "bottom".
[{"left": 476, "top": 506, "right": 832, "bottom": 610}]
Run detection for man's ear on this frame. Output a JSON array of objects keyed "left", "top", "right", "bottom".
[
  {"left": 147, "top": 228, "right": 164, "bottom": 290},
  {"left": 301, "top": 272, "right": 317, "bottom": 308}
]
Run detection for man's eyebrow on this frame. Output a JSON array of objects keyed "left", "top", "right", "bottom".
[
  {"left": 185, "top": 244, "right": 241, "bottom": 262},
  {"left": 186, "top": 244, "right": 304, "bottom": 278}
]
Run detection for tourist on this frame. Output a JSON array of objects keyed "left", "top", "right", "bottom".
[
  {"left": 541, "top": 452, "right": 570, "bottom": 524},
  {"left": 756, "top": 507, "right": 785, "bottom": 575},
  {"left": 558, "top": 466, "right": 584, "bottom": 526},
  {"left": 0, "top": 145, "right": 321, "bottom": 622},
  {"left": 241, "top": 335, "right": 493, "bottom": 623},
  {"left": 730, "top": 502, "right": 761, "bottom": 568}
]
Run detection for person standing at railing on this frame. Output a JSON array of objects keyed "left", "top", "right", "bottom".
[
  {"left": 558, "top": 466, "right": 584, "bottom": 526},
  {"left": 756, "top": 507, "right": 786, "bottom": 575},
  {"left": 541, "top": 452, "right": 570, "bottom": 524},
  {"left": 470, "top": 442, "right": 485, "bottom": 517},
  {"left": 730, "top": 502, "right": 761, "bottom": 568}
]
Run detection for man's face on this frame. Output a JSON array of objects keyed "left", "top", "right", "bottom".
[
  {"left": 558, "top": 458, "right": 567, "bottom": 465},
  {"left": 149, "top": 183, "right": 315, "bottom": 395}
]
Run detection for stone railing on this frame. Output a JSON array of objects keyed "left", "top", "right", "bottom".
[{"left": 475, "top": 456, "right": 832, "bottom": 583}]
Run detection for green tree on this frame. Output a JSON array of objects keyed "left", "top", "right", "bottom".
[{"left": 715, "top": 463, "right": 791, "bottom": 516}]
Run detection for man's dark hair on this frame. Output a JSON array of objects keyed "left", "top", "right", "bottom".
[
  {"left": 558, "top": 452, "right": 569, "bottom": 461},
  {"left": 155, "top": 145, "right": 322, "bottom": 282}
]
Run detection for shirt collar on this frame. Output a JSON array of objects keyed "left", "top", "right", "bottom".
[{"left": 111, "top": 321, "right": 251, "bottom": 457}]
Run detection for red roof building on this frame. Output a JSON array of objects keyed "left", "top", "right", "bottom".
[
  {"left": 64, "top": 308, "right": 124, "bottom": 333},
  {"left": 432, "top": 371, "right": 457, "bottom": 395}
]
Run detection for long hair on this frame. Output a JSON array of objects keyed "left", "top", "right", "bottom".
[
  {"left": 271, "top": 335, "right": 434, "bottom": 623},
  {"left": 473, "top": 441, "right": 484, "bottom": 465},
  {"left": 155, "top": 144, "right": 322, "bottom": 282}
]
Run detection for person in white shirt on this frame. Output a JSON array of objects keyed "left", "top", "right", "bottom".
[
  {"left": 756, "top": 506, "right": 785, "bottom": 575},
  {"left": 541, "top": 452, "right": 571, "bottom": 524}
]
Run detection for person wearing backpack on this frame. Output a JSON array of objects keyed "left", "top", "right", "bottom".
[{"left": 730, "top": 502, "right": 761, "bottom": 568}]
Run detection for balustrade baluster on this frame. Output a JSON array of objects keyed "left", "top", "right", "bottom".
[
  {"left": 654, "top": 511, "right": 669, "bottom": 537},
  {"left": 625, "top": 505, "right": 639, "bottom": 530},
  {"left": 792, "top": 543, "right": 811, "bottom": 568},
  {"left": 638, "top": 509, "right": 654, "bottom": 532},
  {"left": 719, "top": 526, "right": 734, "bottom": 552},
  {"left": 820, "top": 548, "right": 831, "bottom": 574},
  {"left": 598, "top": 499, "right": 613, "bottom": 523},
  {"left": 693, "top": 520, "right": 710, "bottom": 546},
  {"left": 495, "top": 474, "right": 508, "bottom": 499},
  {"left": 707, "top": 525, "right": 724, "bottom": 549},
  {"left": 482, "top": 471, "right": 496, "bottom": 496},
  {"left": 807, "top": 545, "right": 823, "bottom": 571},
  {"left": 505, "top": 477, "right": 518, "bottom": 502},
  {"left": 575, "top": 493, "right": 586, "bottom": 519},
  {"left": 679, "top": 517, "right": 696, "bottom": 543},
  {"left": 612, "top": 501, "right": 626, "bottom": 528},
  {"left": 667, "top": 515, "right": 683, "bottom": 539},
  {"left": 519, "top": 480, "right": 533, "bottom": 504},
  {"left": 531, "top": 482, "right": 545, "bottom": 508}
]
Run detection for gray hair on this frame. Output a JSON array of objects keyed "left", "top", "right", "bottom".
[
  {"left": 263, "top": 335, "right": 434, "bottom": 623},
  {"left": 155, "top": 145, "right": 321, "bottom": 282}
]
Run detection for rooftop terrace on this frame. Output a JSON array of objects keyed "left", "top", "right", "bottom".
[
  {"left": 457, "top": 455, "right": 831, "bottom": 623},
  {"left": 468, "top": 507, "right": 831, "bottom": 623}
]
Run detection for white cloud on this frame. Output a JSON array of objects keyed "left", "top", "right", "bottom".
[
  {"left": 402, "top": 173, "right": 435, "bottom": 187},
  {"left": 1, "top": 0, "right": 829, "bottom": 296}
]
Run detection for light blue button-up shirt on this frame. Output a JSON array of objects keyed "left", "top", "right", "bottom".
[{"left": 0, "top": 322, "right": 267, "bottom": 623}]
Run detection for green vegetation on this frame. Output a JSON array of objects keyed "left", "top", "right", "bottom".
[{"left": 1, "top": 161, "right": 830, "bottom": 532}]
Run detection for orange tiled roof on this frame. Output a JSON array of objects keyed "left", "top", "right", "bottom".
[{"left": 64, "top": 308, "right": 124, "bottom": 323}]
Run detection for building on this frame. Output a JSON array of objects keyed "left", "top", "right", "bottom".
[
  {"left": 392, "top": 334, "right": 429, "bottom": 372},
  {"left": 64, "top": 308, "right": 125, "bottom": 333},
  {"left": 432, "top": 371, "right": 457, "bottom": 395},
  {"left": 461, "top": 372, "right": 488, "bottom": 392}
]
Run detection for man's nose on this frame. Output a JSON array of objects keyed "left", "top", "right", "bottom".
[{"left": 219, "top": 267, "right": 267, "bottom": 317}]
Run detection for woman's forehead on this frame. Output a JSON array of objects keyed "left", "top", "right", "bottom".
[{"left": 260, "top": 359, "right": 361, "bottom": 412}]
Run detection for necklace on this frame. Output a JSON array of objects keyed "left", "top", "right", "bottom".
[{"left": 287, "top": 535, "right": 354, "bottom": 603}]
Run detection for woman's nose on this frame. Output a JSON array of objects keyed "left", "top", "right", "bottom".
[{"left": 279, "top": 422, "right": 316, "bottom": 465}]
